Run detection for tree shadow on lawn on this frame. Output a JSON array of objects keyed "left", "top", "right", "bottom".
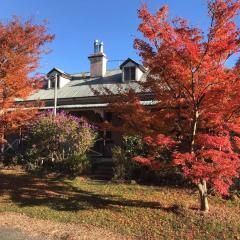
[{"left": 0, "top": 171, "right": 178, "bottom": 213}]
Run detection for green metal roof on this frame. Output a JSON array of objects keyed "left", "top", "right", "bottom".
[{"left": 22, "top": 69, "right": 145, "bottom": 102}]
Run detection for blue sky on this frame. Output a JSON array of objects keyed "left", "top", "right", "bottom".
[{"left": 1, "top": 0, "right": 239, "bottom": 74}]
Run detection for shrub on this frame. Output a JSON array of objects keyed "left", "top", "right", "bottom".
[
  {"left": 112, "top": 135, "right": 184, "bottom": 185},
  {"left": 23, "top": 111, "right": 96, "bottom": 174},
  {"left": 112, "top": 135, "right": 149, "bottom": 181},
  {"left": 54, "top": 154, "right": 91, "bottom": 176},
  {"left": 112, "top": 146, "right": 128, "bottom": 180}
]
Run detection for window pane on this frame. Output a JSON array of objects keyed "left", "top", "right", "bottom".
[
  {"left": 51, "top": 77, "right": 60, "bottom": 88},
  {"left": 57, "top": 77, "right": 60, "bottom": 88},
  {"left": 130, "top": 67, "right": 136, "bottom": 80},
  {"left": 124, "top": 67, "right": 130, "bottom": 81},
  {"left": 51, "top": 80, "right": 55, "bottom": 88}
]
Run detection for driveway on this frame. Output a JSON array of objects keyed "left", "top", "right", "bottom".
[
  {"left": 0, "top": 227, "right": 44, "bottom": 240},
  {"left": 0, "top": 212, "right": 131, "bottom": 240}
]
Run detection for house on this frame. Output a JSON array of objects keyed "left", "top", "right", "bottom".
[{"left": 18, "top": 40, "right": 153, "bottom": 157}]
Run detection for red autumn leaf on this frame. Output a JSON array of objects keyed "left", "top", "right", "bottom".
[{"left": 96, "top": 0, "right": 240, "bottom": 211}]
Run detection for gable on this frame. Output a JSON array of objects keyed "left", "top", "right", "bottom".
[
  {"left": 120, "top": 58, "right": 146, "bottom": 73},
  {"left": 47, "top": 68, "right": 71, "bottom": 79}
]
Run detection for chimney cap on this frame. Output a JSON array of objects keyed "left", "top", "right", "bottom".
[
  {"left": 93, "top": 40, "right": 105, "bottom": 54},
  {"left": 94, "top": 40, "right": 99, "bottom": 53},
  {"left": 99, "top": 42, "right": 104, "bottom": 53}
]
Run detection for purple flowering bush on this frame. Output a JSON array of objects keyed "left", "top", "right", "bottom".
[{"left": 24, "top": 111, "right": 96, "bottom": 174}]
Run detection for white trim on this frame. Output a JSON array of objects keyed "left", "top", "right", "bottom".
[{"left": 39, "top": 100, "right": 158, "bottom": 110}]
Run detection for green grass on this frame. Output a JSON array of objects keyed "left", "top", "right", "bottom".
[{"left": 0, "top": 168, "right": 239, "bottom": 239}]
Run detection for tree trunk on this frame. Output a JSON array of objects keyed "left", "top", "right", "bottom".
[
  {"left": 191, "top": 110, "right": 209, "bottom": 212},
  {"left": 191, "top": 109, "right": 199, "bottom": 152},
  {"left": 197, "top": 180, "right": 209, "bottom": 212}
]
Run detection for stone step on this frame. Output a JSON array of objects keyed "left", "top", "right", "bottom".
[
  {"left": 89, "top": 174, "right": 113, "bottom": 181},
  {"left": 91, "top": 160, "right": 114, "bottom": 180}
]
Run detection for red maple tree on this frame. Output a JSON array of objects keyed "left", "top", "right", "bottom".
[
  {"left": 0, "top": 17, "right": 54, "bottom": 156},
  {"left": 103, "top": 0, "right": 240, "bottom": 212}
]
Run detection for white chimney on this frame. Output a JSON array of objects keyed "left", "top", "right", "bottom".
[{"left": 88, "top": 40, "right": 107, "bottom": 78}]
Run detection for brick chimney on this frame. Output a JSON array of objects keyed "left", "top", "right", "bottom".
[{"left": 88, "top": 40, "right": 107, "bottom": 78}]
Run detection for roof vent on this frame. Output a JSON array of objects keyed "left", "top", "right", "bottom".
[
  {"left": 93, "top": 40, "right": 104, "bottom": 54},
  {"left": 94, "top": 40, "right": 99, "bottom": 53},
  {"left": 99, "top": 42, "right": 104, "bottom": 53}
]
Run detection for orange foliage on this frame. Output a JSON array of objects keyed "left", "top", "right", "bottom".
[{"left": 0, "top": 17, "right": 54, "bottom": 143}]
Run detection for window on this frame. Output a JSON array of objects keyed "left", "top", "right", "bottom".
[
  {"left": 50, "top": 76, "right": 60, "bottom": 88},
  {"left": 124, "top": 67, "right": 136, "bottom": 81}
]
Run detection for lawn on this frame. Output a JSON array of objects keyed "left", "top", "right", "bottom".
[{"left": 0, "top": 168, "right": 239, "bottom": 239}]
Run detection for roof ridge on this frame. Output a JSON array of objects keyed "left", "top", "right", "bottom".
[{"left": 70, "top": 68, "right": 121, "bottom": 76}]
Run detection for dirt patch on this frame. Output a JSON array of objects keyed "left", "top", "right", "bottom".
[{"left": 0, "top": 212, "right": 132, "bottom": 240}]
